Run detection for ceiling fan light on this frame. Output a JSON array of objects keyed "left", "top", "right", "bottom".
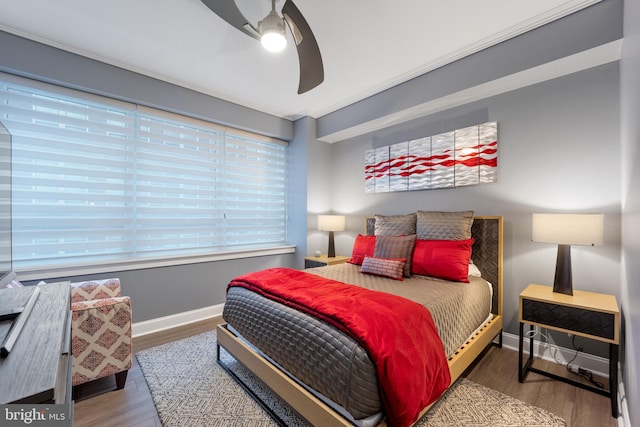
[
  {"left": 261, "top": 31, "right": 287, "bottom": 52},
  {"left": 259, "top": 10, "right": 287, "bottom": 53}
]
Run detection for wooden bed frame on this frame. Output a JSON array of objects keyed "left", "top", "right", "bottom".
[{"left": 216, "top": 215, "right": 503, "bottom": 426}]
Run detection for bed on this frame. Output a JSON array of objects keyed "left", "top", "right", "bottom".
[{"left": 216, "top": 213, "right": 503, "bottom": 426}]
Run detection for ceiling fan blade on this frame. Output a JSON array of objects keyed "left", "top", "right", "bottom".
[
  {"left": 282, "top": 0, "right": 324, "bottom": 94},
  {"left": 200, "top": 0, "right": 259, "bottom": 40}
]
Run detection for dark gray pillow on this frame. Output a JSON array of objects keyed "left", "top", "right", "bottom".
[
  {"left": 374, "top": 213, "right": 416, "bottom": 236},
  {"left": 416, "top": 210, "right": 474, "bottom": 240},
  {"left": 373, "top": 234, "right": 416, "bottom": 277}
]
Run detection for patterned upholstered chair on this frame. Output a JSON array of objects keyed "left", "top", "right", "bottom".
[{"left": 70, "top": 278, "right": 132, "bottom": 390}]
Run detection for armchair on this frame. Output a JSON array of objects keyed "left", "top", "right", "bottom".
[{"left": 70, "top": 278, "right": 132, "bottom": 390}]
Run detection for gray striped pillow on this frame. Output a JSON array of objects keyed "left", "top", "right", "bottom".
[
  {"left": 373, "top": 234, "right": 416, "bottom": 277},
  {"left": 361, "top": 257, "right": 405, "bottom": 280}
]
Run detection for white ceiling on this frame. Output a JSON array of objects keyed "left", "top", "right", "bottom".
[{"left": 0, "top": 0, "right": 602, "bottom": 121}]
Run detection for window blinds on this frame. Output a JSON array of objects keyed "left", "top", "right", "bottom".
[{"left": 0, "top": 73, "right": 288, "bottom": 269}]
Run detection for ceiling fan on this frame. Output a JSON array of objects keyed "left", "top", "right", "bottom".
[{"left": 200, "top": 0, "right": 324, "bottom": 94}]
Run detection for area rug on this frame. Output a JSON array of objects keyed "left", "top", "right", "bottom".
[{"left": 137, "top": 330, "right": 566, "bottom": 427}]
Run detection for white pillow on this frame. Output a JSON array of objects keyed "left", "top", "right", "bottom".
[{"left": 468, "top": 262, "right": 482, "bottom": 277}]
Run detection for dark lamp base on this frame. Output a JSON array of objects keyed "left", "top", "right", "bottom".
[
  {"left": 327, "top": 231, "right": 336, "bottom": 258},
  {"left": 553, "top": 244, "right": 573, "bottom": 296}
]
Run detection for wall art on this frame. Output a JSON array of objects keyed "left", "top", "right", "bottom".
[{"left": 365, "top": 121, "right": 497, "bottom": 193}]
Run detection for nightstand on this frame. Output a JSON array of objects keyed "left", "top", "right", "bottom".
[
  {"left": 518, "top": 284, "right": 620, "bottom": 417},
  {"left": 304, "top": 254, "right": 350, "bottom": 268}
]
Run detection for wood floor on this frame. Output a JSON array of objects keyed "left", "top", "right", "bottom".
[{"left": 73, "top": 318, "right": 618, "bottom": 427}]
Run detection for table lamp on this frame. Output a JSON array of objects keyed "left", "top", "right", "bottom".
[
  {"left": 317, "top": 215, "right": 345, "bottom": 258},
  {"left": 532, "top": 213, "right": 604, "bottom": 295}
]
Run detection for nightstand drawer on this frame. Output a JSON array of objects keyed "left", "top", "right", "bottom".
[
  {"left": 305, "top": 259, "right": 327, "bottom": 268},
  {"left": 521, "top": 299, "right": 615, "bottom": 340},
  {"left": 304, "top": 255, "right": 350, "bottom": 268}
]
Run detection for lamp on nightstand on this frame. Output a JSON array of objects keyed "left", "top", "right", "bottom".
[
  {"left": 532, "top": 213, "right": 604, "bottom": 295},
  {"left": 318, "top": 215, "right": 345, "bottom": 258}
]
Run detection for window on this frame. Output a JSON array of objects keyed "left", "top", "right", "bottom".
[{"left": 0, "top": 74, "right": 288, "bottom": 271}]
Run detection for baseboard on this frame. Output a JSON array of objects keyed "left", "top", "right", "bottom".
[
  {"left": 502, "top": 331, "right": 630, "bottom": 426},
  {"left": 617, "top": 380, "right": 631, "bottom": 427},
  {"left": 132, "top": 303, "right": 224, "bottom": 338}
]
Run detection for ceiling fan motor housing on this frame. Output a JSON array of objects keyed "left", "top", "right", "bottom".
[{"left": 259, "top": 10, "right": 287, "bottom": 52}]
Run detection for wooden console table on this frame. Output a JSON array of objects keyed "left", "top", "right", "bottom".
[{"left": 0, "top": 282, "right": 72, "bottom": 407}]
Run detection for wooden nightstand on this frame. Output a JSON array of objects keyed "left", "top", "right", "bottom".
[
  {"left": 518, "top": 284, "right": 620, "bottom": 417},
  {"left": 304, "top": 254, "right": 350, "bottom": 268}
]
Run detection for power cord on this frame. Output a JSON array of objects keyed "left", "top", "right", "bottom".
[
  {"left": 566, "top": 335, "right": 604, "bottom": 389},
  {"left": 565, "top": 334, "right": 582, "bottom": 373},
  {"left": 525, "top": 328, "right": 566, "bottom": 366},
  {"left": 527, "top": 329, "right": 604, "bottom": 389},
  {"left": 576, "top": 367, "right": 604, "bottom": 388}
]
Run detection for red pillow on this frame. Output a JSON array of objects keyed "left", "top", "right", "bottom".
[
  {"left": 411, "top": 238, "right": 474, "bottom": 283},
  {"left": 348, "top": 234, "right": 376, "bottom": 265}
]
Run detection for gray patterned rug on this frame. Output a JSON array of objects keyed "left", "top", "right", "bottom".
[{"left": 137, "top": 330, "right": 566, "bottom": 427}]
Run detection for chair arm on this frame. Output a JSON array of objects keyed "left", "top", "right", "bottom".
[
  {"left": 70, "top": 278, "right": 122, "bottom": 303},
  {"left": 72, "top": 296, "right": 130, "bottom": 313},
  {"left": 71, "top": 296, "right": 132, "bottom": 337}
]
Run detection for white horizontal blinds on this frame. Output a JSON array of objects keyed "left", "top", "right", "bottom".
[
  {"left": 0, "top": 73, "right": 288, "bottom": 269},
  {"left": 0, "top": 77, "right": 135, "bottom": 267},
  {"left": 135, "top": 109, "right": 226, "bottom": 255},
  {"left": 0, "top": 124, "right": 10, "bottom": 272},
  {"left": 223, "top": 130, "right": 287, "bottom": 248}
]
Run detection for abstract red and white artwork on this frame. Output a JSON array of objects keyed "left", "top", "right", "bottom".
[{"left": 365, "top": 122, "right": 498, "bottom": 193}]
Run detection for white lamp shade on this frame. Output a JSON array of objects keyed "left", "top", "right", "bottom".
[
  {"left": 532, "top": 213, "right": 604, "bottom": 246},
  {"left": 317, "top": 215, "right": 346, "bottom": 232}
]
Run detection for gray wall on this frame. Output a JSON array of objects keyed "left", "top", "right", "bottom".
[
  {"left": 320, "top": 63, "right": 621, "bottom": 358},
  {"left": 306, "top": 133, "right": 337, "bottom": 253},
  {"left": 0, "top": 30, "right": 308, "bottom": 323},
  {"left": 621, "top": 0, "right": 640, "bottom": 424},
  {"left": 288, "top": 117, "right": 313, "bottom": 267},
  {"left": 39, "top": 255, "right": 296, "bottom": 322}
]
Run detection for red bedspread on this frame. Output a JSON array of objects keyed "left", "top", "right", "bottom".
[{"left": 227, "top": 267, "right": 451, "bottom": 427}]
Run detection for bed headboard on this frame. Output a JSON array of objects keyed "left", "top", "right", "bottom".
[{"left": 365, "top": 215, "right": 503, "bottom": 315}]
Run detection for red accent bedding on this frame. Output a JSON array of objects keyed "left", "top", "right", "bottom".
[{"left": 228, "top": 267, "right": 451, "bottom": 427}]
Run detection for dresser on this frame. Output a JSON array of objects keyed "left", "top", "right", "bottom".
[{"left": 0, "top": 282, "right": 72, "bottom": 410}]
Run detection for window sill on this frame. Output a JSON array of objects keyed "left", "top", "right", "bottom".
[{"left": 15, "top": 245, "right": 297, "bottom": 282}]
